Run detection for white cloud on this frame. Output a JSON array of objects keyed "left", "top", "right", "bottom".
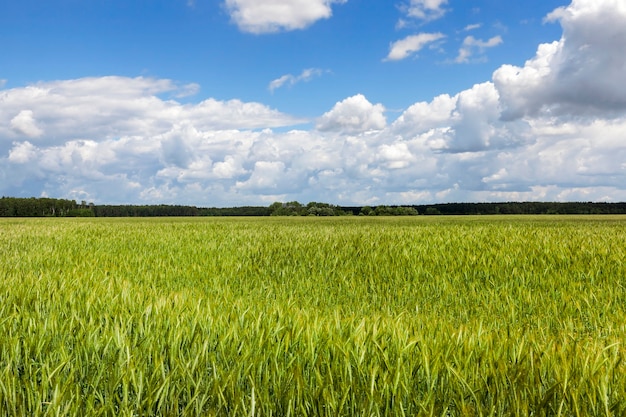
[
  {"left": 173, "top": 82, "right": 200, "bottom": 98},
  {"left": 494, "top": 0, "right": 626, "bottom": 120},
  {"left": 463, "top": 23, "right": 482, "bottom": 31},
  {"left": 391, "top": 93, "right": 456, "bottom": 136},
  {"left": 224, "top": 0, "right": 346, "bottom": 34},
  {"left": 455, "top": 35, "right": 503, "bottom": 63},
  {"left": 8, "top": 141, "right": 38, "bottom": 164},
  {"left": 442, "top": 82, "right": 505, "bottom": 152},
  {"left": 316, "top": 94, "right": 386, "bottom": 133},
  {"left": 10, "top": 110, "right": 44, "bottom": 138},
  {"left": 377, "top": 142, "right": 415, "bottom": 169},
  {"left": 405, "top": 0, "right": 448, "bottom": 21},
  {"left": 385, "top": 33, "right": 445, "bottom": 61},
  {"left": 0, "top": 79, "right": 6, "bottom": 88},
  {"left": 0, "top": 76, "right": 303, "bottom": 146},
  {"left": 268, "top": 68, "right": 325, "bottom": 92},
  {"left": 393, "top": 82, "right": 526, "bottom": 153},
  {"left": 471, "top": 118, "right": 626, "bottom": 197},
  {"left": 213, "top": 155, "right": 247, "bottom": 179},
  {"left": 236, "top": 161, "right": 286, "bottom": 191}
]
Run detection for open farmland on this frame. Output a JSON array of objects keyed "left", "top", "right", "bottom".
[{"left": 1, "top": 216, "right": 625, "bottom": 416}]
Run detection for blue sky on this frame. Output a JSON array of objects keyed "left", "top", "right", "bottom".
[{"left": 1, "top": 0, "right": 626, "bottom": 206}]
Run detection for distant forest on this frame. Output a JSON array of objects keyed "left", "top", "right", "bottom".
[{"left": 2, "top": 196, "right": 626, "bottom": 217}]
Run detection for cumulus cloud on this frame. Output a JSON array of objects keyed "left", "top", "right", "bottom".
[
  {"left": 455, "top": 35, "right": 503, "bottom": 63},
  {"left": 391, "top": 93, "right": 456, "bottom": 135},
  {"left": 494, "top": 0, "right": 626, "bottom": 120},
  {"left": 377, "top": 142, "right": 415, "bottom": 169},
  {"left": 8, "top": 141, "right": 38, "bottom": 164},
  {"left": 392, "top": 82, "right": 527, "bottom": 153},
  {"left": 268, "top": 68, "right": 325, "bottom": 92},
  {"left": 316, "top": 94, "right": 386, "bottom": 133},
  {"left": 10, "top": 110, "right": 44, "bottom": 138},
  {"left": 385, "top": 32, "right": 445, "bottom": 61},
  {"left": 236, "top": 161, "right": 287, "bottom": 191},
  {"left": 0, "top": 76, "right": 303, "bottom": 146},
  {"left": 471, "top": 118, "right": 626, "bottom": 199},
  {"left": 224, "top": 0, "right": 346, "bottom": 34}
]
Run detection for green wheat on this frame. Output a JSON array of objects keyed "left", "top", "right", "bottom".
[{"left": 1, "top": 216, "right": 625, "bottom": 416}]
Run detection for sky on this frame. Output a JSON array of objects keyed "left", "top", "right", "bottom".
[{"left": 1, "top": 0, "right": 625, "bottom": 207}]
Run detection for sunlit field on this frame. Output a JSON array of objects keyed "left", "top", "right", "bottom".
[{"left": 1, "top": 216, "right": 625, "bottom": 416}]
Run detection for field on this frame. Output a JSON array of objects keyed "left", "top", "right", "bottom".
[{"left": 1, "top": 215, "right": 625, "bottom": 416}]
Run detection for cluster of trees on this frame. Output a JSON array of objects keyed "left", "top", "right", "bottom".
[
  {"left": 2, "top": 197, "right": 626, "bottom": 217},
  {"left": 0, "top": 197, "right": 273, "bottom": 217},
  {"left": 414, "top": 202, "right": 626, "bottom": 215},
  {"left": 93, "top": 205, "right": 203, "bottom": 217},
  {"left": 269, "top": 201, "right": 349, "bottom": 216},
  {"left": 342, "top": 202, "right": 626, "bottom": 215},
  {"left": 200, "top": 206, "right": 271, "bottom": 216},
  {"left": 0, "top": 197, "right": 94, "bottom": 217},
  {"left": 92, "top": 205, "right": 273, "bottom": 217},
  {"left": 358, "top": 205, "right": 419, "bottom": 216}
]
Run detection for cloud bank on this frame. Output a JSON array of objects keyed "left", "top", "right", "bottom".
[{"left": 2, "top": 0, "right": 626, "bottom": 206}]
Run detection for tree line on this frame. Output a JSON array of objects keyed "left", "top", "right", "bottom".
[
  {"left": 0, "top": 197, "right": 94, "bottom": 217},
  {"left": 2, "top": 196, "right": 626, "bottom": 217}
]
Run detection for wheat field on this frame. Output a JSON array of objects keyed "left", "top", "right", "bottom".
[{"left": 1, "top": 216, "right": 625, "bottom": 416}]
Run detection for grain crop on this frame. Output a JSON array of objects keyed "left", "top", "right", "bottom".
[{"left": 1, "top": 216, "right": 625, "bottom": 416}]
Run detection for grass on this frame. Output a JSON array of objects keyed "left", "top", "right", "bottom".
[{"left": 1, "top": 215, "right": 625, "bottom": 416}]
